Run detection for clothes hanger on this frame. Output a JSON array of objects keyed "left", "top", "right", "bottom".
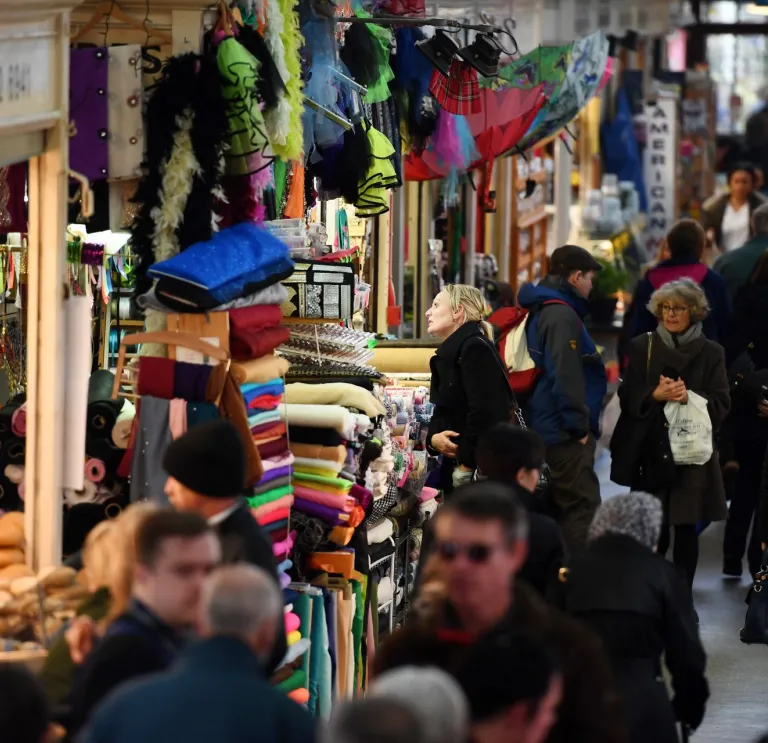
[{"left": 72, "top": 1, "right": 172, "bottom": 44}]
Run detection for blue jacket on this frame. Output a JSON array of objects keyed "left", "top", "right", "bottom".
[
  {"left": 82, "top": 636, "right": 316, "bottom": 743},
  {"left": 627, "top": 258, "right": 731, "bottom": 343},
  {"left": 518, "top": 277, "right": 607, "bottom": 446}
]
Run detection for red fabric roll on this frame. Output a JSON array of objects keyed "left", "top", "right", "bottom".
[
  {"left": 258, "top": 506, "right": 291, "bottom": 526},
  {"left": 258, "top": 435, "right": 289, "bottom": 459},
  {"left": 229, "top": 305, "right": 290, "bottom": 360}
]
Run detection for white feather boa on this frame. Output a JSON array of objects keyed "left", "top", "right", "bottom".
[
  {"left": 150, "top": 111, "right": 202, "bottom": 264},
  {"left": 263, "top": 0, "right": 290, "bottom": 147}
]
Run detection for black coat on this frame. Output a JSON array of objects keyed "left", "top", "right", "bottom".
[
  {"left": 427, "top": 321, "right": 512, "bottom": 472},
  {"left": 514, "top": 484, "right": 566, "bottom": 598},
  {"left": 611, "top": 331, "right": 730, "bottom": 525},
  {"left": 214, "top": 502, "right": 287, "bottom": 674},
  {"left": 557, "top": 534, "right": 709, "bottom": 742}
]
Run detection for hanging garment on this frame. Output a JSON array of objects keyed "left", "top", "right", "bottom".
[
  {"left": 130, "top": 396, "right": 173, "bottom": 503},
  {"left": 70, "top": 48, "right": 109, "bottom": 182},
  {"left": 107, "top": 44, "right": 145, "bottom": 180}
]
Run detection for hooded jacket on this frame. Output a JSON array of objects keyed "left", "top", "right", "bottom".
[
  {"left": 518, "top": 277, "right": 607, "bottom": 446},
  {"left": 626, "top": 258, "right": 730, "bottom": 343}
]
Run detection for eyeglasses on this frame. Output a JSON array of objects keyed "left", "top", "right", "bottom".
[
  {"left": 436, "top": 540, "right": 500, "bottom": 564},
  {"left": 661, "top": 304, "right": 689, "bottom": 316}
]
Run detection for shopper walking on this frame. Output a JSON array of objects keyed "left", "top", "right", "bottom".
[
  {"left": 714, "top": 203, "right": 768, "bottom": 300},
  {"left": 476, "top": 423, "right": 565, "bottom": 597},
  {"left": 163, "top": 418, "right": 286, "bottom": 672},
  {"left": 702, "top": 162, "right": 767, "bottom": 253},
  {"left": 406, "top": 482, "right": 627, "bottom": 743},
  {"left": 611, "top": 279, "right": 730, "bottom": 588},
  {"left": 626, "top": 219, "right": 730, "bottom": 343},
  {"left": 69, "top": 510, "right": 220, "bottom": 736},
  {"left": 722, "top": 252, "right": 768, "bottom": 577},
  {"left": 425, "top": 284, "right": 512, "bottom": 493},
  {"left": 81, "top": 565, "right": 315, "bottom": 743},
  {"left": 557, "top": 493, "right": 709, "bottom": 743},
  {"left": 518, "top": 245, "right": 607, "bottom": 550}
]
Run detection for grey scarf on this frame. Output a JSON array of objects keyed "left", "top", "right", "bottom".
[{"left": 656, "top": 322, "right": 702, "bottom": 349}]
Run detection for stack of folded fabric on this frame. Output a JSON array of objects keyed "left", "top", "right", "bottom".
[
  {"left": 293, "top": 466, "right": 366, "bottom": 536},
  {"left": 229, "top": 304, "right": 290, "bottom": 362}
]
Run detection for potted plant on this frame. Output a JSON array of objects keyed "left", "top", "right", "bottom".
[{"left": 590, "top": 257, "right": 629, "bottom": 324}]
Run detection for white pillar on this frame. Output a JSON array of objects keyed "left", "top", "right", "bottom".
[{"left": 553, "top": 139, "right": 573, "bottom": 252}]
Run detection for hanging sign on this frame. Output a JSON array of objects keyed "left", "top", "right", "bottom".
[
  {"left": 0, "top": 20, "right": 57, "bottom": 131},
  {"left": 642, "top": 98, "right": 678, "bottom": 260}
]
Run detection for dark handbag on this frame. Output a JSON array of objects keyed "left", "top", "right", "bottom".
[
  {"left": 611, "top": 333, "right": 676, "bottom": 492},
  {"left": 740, "top": 546, "right": 768, "bottom": 644}
]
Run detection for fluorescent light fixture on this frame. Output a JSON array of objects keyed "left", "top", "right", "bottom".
[{"left": 745, "top": 3, "right": 768, "bottom": 15}]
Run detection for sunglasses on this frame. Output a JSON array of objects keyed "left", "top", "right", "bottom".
[{"left": 436, "top": 540, "right": 500, "bottom": 564}]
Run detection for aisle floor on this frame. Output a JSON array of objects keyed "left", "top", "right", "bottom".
[{"left": 595, "top": 452, "right": 768, "bottom": 742}]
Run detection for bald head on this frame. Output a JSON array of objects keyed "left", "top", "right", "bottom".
[{"left": 201, "top": 565, "right": 282, "bottom": 662}]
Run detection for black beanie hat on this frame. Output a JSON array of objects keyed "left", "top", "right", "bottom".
[{"left": 162, "top": 419, "right": 246, "bottom": 498}]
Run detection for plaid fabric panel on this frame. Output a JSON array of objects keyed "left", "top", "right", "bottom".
[{"left": 429, "top": 60, "right": 481, "bottom": 116}]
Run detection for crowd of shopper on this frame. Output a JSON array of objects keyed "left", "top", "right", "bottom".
[{"left": 7, "top": 201, "right": 768, "bottom": 743}]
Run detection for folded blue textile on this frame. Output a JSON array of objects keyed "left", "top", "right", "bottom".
[{"left": 149, "top": 223, "right": 294, "bottom": 310}]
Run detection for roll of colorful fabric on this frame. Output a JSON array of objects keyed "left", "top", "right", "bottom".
[
  {"left": 293, "top": 485, "right": 355, "bottom": 511},
  {"left": 253, "top": 494, "right": 295, "bottom": 519}
]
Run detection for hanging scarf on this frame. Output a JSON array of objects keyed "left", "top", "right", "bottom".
[{"left": 656, "top": 322, "right": 702, "bottom": 349}]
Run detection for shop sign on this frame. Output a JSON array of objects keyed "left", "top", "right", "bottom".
[
  {"left": 0, "top": 21, "right": 57, "bottom": 130},
  {"left": 642, "top": 99, "right": 677, "bottom": 260}
]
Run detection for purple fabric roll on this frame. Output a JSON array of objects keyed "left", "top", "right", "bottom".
[
  {"left": 293, "top": 497, "right": 348, "bottom": 525},
  {"left": 173, "top": 361, "right": 213, "bottom": 403},
  {"left": 350, "top": 483, "right": 373, "bottom": 510},
  {"left": 70, "top": 48, "right": 109, "bottom": 182},
  {"left": 260, "top": 465, "right": 292, "bottom": 484}
]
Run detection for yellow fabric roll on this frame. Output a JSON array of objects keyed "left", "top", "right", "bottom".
[
  {"left": 234, "top": 354, "right": 290, "bottom": 384},
  {"left": 285, "top": 382, "right": 385, "bottom": 417}
]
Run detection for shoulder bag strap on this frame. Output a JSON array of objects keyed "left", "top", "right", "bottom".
[{"left": 646, "top": 332, "right": 653, "bottom": 382}]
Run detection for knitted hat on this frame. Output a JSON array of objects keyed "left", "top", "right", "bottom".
[{"left": 163, "top": 419, "right": 246, "bottom": 498}]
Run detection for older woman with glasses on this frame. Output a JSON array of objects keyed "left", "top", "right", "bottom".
[
  {"left": 610, "top": 278, "right": 730, "bottom": 589},
  {"left": 557, "top": 492, "right": 709, "bottom": 743}
]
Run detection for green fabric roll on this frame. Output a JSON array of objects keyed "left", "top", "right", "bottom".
[
  {"left": 246, "top": 485, "right": 294, "bottom": 509},
  {"left": 276, "top": 668, "right": 307, "bottom": 693},
  {"left": 293, "top": 592, "right": 312, "bottom": 678},
  {"left": 274, "top": 159, "right": 288, "bottom": 209},
  {"left": 351, "top": 579, "right": 364, "bottom": 696},
  {"left": 293, "top": 472, "right": 353, "bottom": 491}
]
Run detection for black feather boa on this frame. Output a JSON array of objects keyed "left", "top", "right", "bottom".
[{"left": 130, "top": 53, "right": 228, "bottom": 299}]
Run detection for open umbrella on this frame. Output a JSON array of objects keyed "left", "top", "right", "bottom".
[{"left": 517, "top": 30, "right": 610, "bottom": 151}]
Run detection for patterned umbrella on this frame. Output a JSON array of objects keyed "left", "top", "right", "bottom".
[{"left": 517, "top": 30, "right": 610, "bottom": 151}]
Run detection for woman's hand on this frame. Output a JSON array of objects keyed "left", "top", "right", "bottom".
[
  {"left": 431, "top": 431, "right": 459, "bottom": 458},
  {"left": 66, "top": 615, "right": 97, "bottom": 665},
  {"left": 652, "top": 376, "right": 687, "bottom": 402}
]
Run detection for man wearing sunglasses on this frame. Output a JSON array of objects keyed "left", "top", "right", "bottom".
[
  {"left": 417, "top": 482, "right": 626, "bottom": 743},
  {"left": 475, "top": 424, "right": 565, "bottom": 598}
]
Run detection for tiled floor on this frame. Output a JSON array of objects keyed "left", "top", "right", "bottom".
[{"left": 596, "top": 451, "right": 768, "bottom": 742}]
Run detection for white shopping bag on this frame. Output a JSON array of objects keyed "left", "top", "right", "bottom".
[{"left": 664, "top": 391, "right": 713, "bottom": 466}]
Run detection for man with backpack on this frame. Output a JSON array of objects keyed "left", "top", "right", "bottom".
[{"left": 517, "top": 246, "right": 607, "bottom": 550}]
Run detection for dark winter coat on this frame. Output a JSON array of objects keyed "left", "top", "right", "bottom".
[
  {"left": 81, "top": 636, "right": 316, "bottom": 743},
  {"left": 518, "top": 277, "right": 607, "bottom": 446},
  {"left": 626, "top": 258, "right": 731, "bottom": 344},
  {"left": 760, "top": 444, "right": 768, "bottom": 543},
  {"left": 713, "top": 235, "right": 768, "bottom": 301},
  {"left": 427, "top": 321, "right": 513, "bottom": 472},
  {"left": 611, "top": 330, "right": 730, "bottom": 525},
  {"left": 405, "top": 580, "right": 628, "bottom": 743},
  {"left": 557, "top": 534, "right": 709, "bottom": 743},
  {"left": 214, "top": 501, "right": 286, "bottom": 674}
]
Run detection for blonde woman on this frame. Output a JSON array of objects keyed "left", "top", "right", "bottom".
[
  {"left": 425, "top": 284, "right": 512, "bottom": 493},
  {"left": 40, "top": 503, "right": 158, "bottom": 703}
]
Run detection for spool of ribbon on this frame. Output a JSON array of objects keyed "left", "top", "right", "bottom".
[
  {"left": 11, "top": 403, "right": 26, "bottom": 437},
  {"left": 65, "top": 479, "right": 99, "bottom": 506},
  {"left": 85, "top": 458, "right": 106, "bottom": 483}
]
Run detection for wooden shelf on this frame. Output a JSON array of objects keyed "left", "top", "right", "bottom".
[{"left": 110, "top": 319, "right": 144, "bottom": 326}]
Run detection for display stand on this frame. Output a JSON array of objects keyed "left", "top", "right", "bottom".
[
  {"left": 0, "top": 0, "right": 80, "bottom": 570},
  {"left": 508, "top": 155, "right": 549, "bottom": 294}
]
